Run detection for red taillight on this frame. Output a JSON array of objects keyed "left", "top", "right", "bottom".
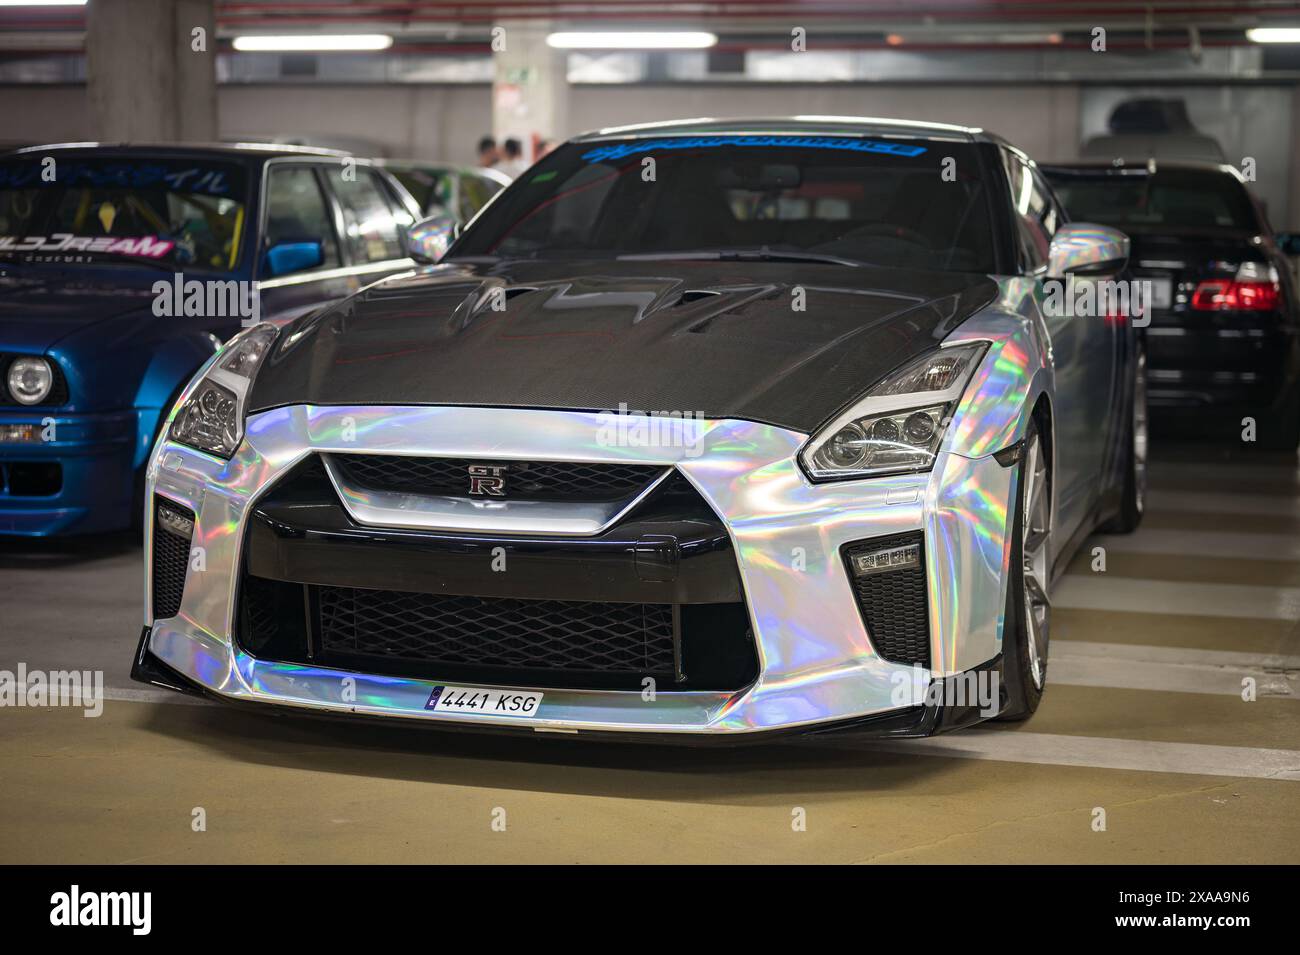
[{"left": 1190, "top": 279, "right": 1281, "bottom": 312}]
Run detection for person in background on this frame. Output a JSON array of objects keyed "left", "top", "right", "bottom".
[
  {"left": 536, "top": 138, "right": 556, "bottom": 159},
  {"left": 499, "top": 137, "right": 528, "bottom": 178},
  {"left": 477, "top": 136, "right": 499, "bottom": 168}
]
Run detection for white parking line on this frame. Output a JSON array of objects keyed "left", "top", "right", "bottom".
[
  {"left": 857, "top": 731, "right": 1300, "bottom": 781},
  {"left": 85, "top": 682, "right": 1300, "bottom": 779},
  {"left": 1054, "top": 640, "right": 1300, "bottom": 670},
  {"left": 104, "top": 686, "right": 210, "bottom": 707},
  {"left": 1147, "top": 490, "right": 1300, "bottom": 517},
  {"left": 1093, "top": 528, "right": 1300, "bottom": 562},
  {"left": 1149, "top": 461, "right": 1300, "bottom": 483},
  {"left": 1053, "top": 575, "right": 1300, "bottom": 620},
  {"left": 1050, "top": 641, "right": 1298, "bottom": 698}
]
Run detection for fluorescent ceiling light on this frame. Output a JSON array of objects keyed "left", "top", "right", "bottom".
[
  {"left": 232, "top": 34, "right": 393, "bottom": 52},
  {"left": 547, "top": 31, "right": 717, "bottom": 50},
  {"left": 0, "top": 1, "right": 86, "bottom": 6},
  {"left": 1246, "top": 27, "right": 1300, "bottom": 43}
]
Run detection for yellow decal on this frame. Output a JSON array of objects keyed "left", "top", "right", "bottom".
[{"left": 98, "top": 202, "right": 117, "bottom": 234}]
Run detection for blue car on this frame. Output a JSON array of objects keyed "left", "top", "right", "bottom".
[{"left": 0, "top": 143, "right": 423, "bottom": 536}]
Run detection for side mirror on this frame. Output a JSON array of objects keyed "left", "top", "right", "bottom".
[
  {"left": 1277, "top": 232, "right": 1300, "bottom": 257},
  {"left": 405, "top": 213, "right": 460, "bottom": 265},
  {"left": 1047, "top": 223, "right": 1130, "bottom": 279},
  {"left": 264, "top": 240, "right": 324, "bottom": 278}
]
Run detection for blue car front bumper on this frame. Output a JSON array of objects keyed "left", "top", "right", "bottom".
[{"left": 0, "top": 408, "right": 142, "bottom": 536}]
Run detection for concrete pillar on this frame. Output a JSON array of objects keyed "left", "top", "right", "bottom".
[
  {"left": 87, "top": 0, "right": 216, "bottom": 142},
  {"left": 492, "top": 20, "right": 569, "bottom": 163}
]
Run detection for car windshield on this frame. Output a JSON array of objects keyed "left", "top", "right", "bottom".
[
  {"left": 1046, "top": 168, "right": 1258, "bottom": 232},
  {"left": 451, "top": 135, "right": 998, "bottom": 272},
  {"left": 0, "top": 156, "right": 249, "bottom": 272}
]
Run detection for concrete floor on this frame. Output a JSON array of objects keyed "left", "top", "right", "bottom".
[{"left": 2, "top": 443, "right": 1298, "bottom": 864}]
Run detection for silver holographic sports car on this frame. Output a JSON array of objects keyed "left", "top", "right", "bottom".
[{"left": 132, "top": 117, "right": 1145, "bottom": 742}]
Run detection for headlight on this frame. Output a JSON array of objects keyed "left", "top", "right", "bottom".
[
  {"left": 800, "top": 342, "right": 988, "bottom": 481},
  {"left": 170, "top": 324, "right": 279, "bottom": 458},
  {"left": 7, "top": 356, "right": 53, "bottom": 405}
]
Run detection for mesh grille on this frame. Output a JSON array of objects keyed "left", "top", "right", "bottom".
[
  {"left": 332, "top": 454, "right": 664, "bottom": 502},
  {"left": 241, "top": 574, "right": 283, "bottom": 651},
  {"left": 317, "top": 587, "right": 676, "bottom": 674},
  {"left": 843, "top": 533, "right": 930, "bottom": 668},
  {"left": 151, "top": 500, "right": 194, "bottom": 619}
]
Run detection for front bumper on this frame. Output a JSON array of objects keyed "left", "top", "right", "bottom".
[
  {"left": 0, "top": 408, "right": 139, "bottom": 536},
  {"left": 1144, "top": 320, "right": 1300, "bottom": 412},
  {"left": 137, "top": 405, "right": 1019, "bottom": 739}
]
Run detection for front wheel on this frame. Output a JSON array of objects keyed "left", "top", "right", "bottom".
[
  {"left": 997, "top": 418, "right": 1051, "bottom": 721},
  {"left": 1099, "top": 342, "right": 1147, "bottom": 534},
  {"left": 1257, "top": 394, "right": 1300, "bottom": 452}
]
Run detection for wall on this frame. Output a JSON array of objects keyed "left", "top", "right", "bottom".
[
  {"left": 0, "top": 84, "right": 492, "bottom": 162},
  {"left": 1079, "top": 85, "right": 1294, "bottom": 228},
  {"left": 3, "top": 80, "right": 1297, "bottom": 227},
  {"left": 0, "top": 81, "right": 1075, "bottom": 162},
  {"left": 218, "top": 84, "right": 491, "bottom": 162}
]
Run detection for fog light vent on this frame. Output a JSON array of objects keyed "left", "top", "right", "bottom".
[
  {"left": 152, "top": 497, "right": 195, "bottom": 619},
  {"left": 849, "top": 540, "right": 920, "bottom": 577},
  {"left": 842, "top": 532, "right": 930, "bottom": 668}
]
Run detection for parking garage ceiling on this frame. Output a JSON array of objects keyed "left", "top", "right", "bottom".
[{"left": 3, "top": 1, "right": 1300, "bottom": 55}]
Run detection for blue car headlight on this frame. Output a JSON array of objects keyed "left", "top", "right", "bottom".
[
  {"left": 7, "top": 356, "right": 54, "bottom": 405},
  {"left": 800, "top": 342, "right": 988, "bottom": 481},
  {"left": 170, "top": 324, "right": 279, "bottom": 458}
]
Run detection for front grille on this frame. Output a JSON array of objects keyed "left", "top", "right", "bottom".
[
  {"left": 317, "top": 587, "right": 677, "bottom": 674},
  {"left": 331, "top": 454, "right": 664, "bottom": 502},
  {"left": 843, "top": 533, "right": 930, "bottom": 668},
  {"left": 151, "top": 498, "right": 194, "bottom": 619}
]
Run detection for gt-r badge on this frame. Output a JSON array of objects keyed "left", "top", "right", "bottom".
[{"left": 467, "top": 464, "right": 506, "bottom": 496}]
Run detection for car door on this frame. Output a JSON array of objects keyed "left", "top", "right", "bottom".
[
  {"left": 1001, "top": 149, "right": 1116, "bottom": 549},
  {"left": 255, "top": 161, "right": 355, "bottom": 326},
  {"left": 320, "top": 164, "right": 416, "bottom": 288}
]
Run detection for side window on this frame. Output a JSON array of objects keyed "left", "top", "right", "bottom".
[
  {"left": 263, "top": 165, "right": 341, "bottom": 274},
  {"left": 1032, "top": 169, "right": 1062, "bottom": 236},
  {"left": 458, "top": 173, "right": 500, "bottom": 222},
  {"left": 331, "top": 168, "right": 407, "bottom": 264},
  {"left": 1001, "top": 151, "right": 1055, "bottom": 272}
]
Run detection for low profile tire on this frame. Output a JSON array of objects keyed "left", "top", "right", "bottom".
[
  {"left": 996, "top": 418, "right": 1051, "bottom": 722},
  {"left": 1099, "top": 342, "right": 1148, "bottom": 534},
  {"left": 1258, "top": 394, "right": 1300, "bottom": 452}
]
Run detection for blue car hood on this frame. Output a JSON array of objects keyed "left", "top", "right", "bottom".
[{"left": 0, "top": 272, "right": 157, "bottom": 352}]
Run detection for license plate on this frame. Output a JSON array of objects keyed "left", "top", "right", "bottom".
[
  {"left": 426, "top": 685, "right": 544, "bottom": 718},
  {"left": 1148, "top": 277, "right": 1173, "bottom": 311}
]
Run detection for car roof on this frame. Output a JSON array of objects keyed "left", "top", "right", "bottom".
[
  {"left": 571, "top": 115, "right": 988, "bottom": 143},
  {"left": 379, "top": 159, "right": 512, "bottom": 184},
  {"left": 4, "top": 141, "right": 352, "bottom": 161}
]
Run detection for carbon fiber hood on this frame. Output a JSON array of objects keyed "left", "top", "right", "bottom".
[{"left": 248, "top": 259, "right": 999, "bottom": 433}]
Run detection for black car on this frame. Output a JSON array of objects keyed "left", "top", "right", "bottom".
[{"left": 1043, "top": 160, "right": 1300, "bottom": 449}]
